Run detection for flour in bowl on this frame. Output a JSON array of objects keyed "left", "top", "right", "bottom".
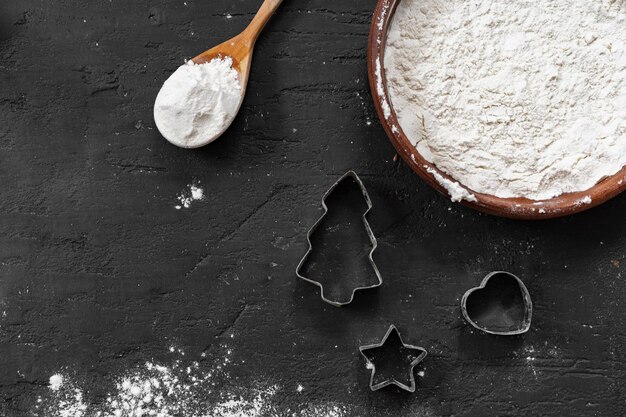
[
  {"left": 154, "top": 57, "right": 242, "bottom": 148},
  {"left": 386, "top": 0, "right": 626, "bottom": 200}
]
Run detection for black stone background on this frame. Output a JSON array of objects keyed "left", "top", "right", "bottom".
[{"left": 0, "top": 0, "right": 625, "bottom": 415}]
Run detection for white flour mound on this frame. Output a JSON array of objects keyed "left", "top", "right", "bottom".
[
  {"left": 48, "top": 374, "right": 64, "bottom": 391},
  {"left": 386, "top": 0, "right": 626, "bottom": 200},
  {"left": 154, "top": 57, "right": 242, "bottom": 148}
]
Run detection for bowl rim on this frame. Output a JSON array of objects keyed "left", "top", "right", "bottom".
[{"left": 367, "top": 0, "right": 626, "bottom": 220}]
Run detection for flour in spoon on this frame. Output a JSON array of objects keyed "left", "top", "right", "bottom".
[
  {"left": 386, "top": 0, "right": 626, "bottom": 200},
  {"left": 154, "top": 57, "right": 242, "bottom": 148}
]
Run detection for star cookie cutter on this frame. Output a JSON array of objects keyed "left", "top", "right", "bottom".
[
  {"left": 359, "top": 325, "right": 427, "bottom": 392},
  {"left": 296, "top": 171, "right": 382, "bottom": 307},
  {"left": 461, "top": 271, "right": 533, "bottom": 336}
]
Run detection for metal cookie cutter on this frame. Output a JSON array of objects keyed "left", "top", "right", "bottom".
[
  {"left": 359, "top": 325, "right": 428, "bottom": 392},
  {"left": 296, "top": 171, "right": 382, "bottom": 307},
  {"left": 461, "top": 271, "right": 533, "bottom": 336}
]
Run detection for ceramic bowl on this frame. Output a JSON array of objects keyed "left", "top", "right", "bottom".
[{"left": 368, "top": 0, "right": 626, "bottom": 220}]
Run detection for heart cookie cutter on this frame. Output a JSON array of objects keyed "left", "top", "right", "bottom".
[
  {"left": 296, "top": 171, "right": 383, "bottom": 307},
  {"left": 461, "top": 271, "right": 533, "bottom": 336}
]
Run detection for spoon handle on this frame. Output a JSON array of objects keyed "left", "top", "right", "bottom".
[{"left": 243, "top": 0, "right": 284, "bottom": 43}]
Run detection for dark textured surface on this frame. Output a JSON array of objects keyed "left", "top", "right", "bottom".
[{"left": 1, "top": 0, "right": 625, "bottom": 416}]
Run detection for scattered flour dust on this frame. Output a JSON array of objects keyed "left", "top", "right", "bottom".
[
  {"left": 154, "top": 57, "right": 242, "bottom": 148},
  {"left": 39, "top": 376, "right": 86, "bottom": 417},
  {"left": 176, "top": 183, "right": 204, "bottom": 209},
  {"left": 386, "top": 0, "right": 626, "bottom": 200},
  {"left": 35, "top": 347, "right": 353, "bottom": 417}
]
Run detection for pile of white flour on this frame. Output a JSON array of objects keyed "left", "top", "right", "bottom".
[
  {"left": 386, "top": 0, "right": 626, "bottom": 200},
  {"left": 154, "top": 57, "right": 241, "bottom": 148}
]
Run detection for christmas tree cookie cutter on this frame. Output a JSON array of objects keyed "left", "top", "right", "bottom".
[{"left": 296, "top": 171, "right": 383, "bottom": 307}]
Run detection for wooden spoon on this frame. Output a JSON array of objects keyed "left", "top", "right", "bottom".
[
  {"left": 155, "top": 0, "right": 283, "bottom": 148},
  {"left": 192, "top": 0, "right": 284, "bottom": 90}
]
